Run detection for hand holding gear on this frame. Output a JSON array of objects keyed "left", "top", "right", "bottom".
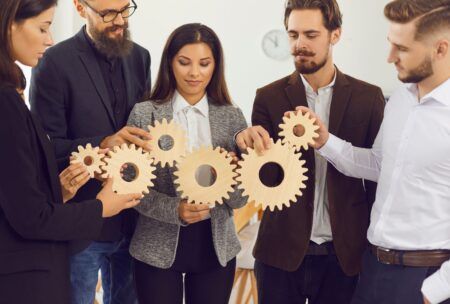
[
  {"left": 71, "top": 143, "right": 105, "bottom": 178},
  {"left": 279, "top": 110, "right": 319, "bottom": 151}
]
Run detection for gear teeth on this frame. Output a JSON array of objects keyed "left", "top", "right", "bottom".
[
  {"left": 147, "top": 119, "right": 187, "bottom": 168},
  {"left": 71, "top": 143, "right": 105, "bottom": 178},
  {"left": 278, "top": 111, "right": 320, "bottom": 152},
  {"left": 101, "top": 144, "right": 156, "bottom": 195},
  {"left": 174, "top": 146, "right": 238, "bottom": 205},
  {"left": 236, "top": 139, "right": 308, "bottom": 212}
]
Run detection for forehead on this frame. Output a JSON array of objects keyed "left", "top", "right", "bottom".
[
  {"left": 287, "top": 9, "right": 327, "bottom": 31},
  {"left": 388, "top": 21, "right": 417, "bottom": 46},
  {"left": 176, "top": 42, "right": 213, "bottom": 58},
  {"left": 90, "top": 0, "right": 131, "bottom": 10}
]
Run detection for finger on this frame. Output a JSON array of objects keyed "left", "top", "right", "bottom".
[
  {"left": 256, "top": 127, "right": 272, "bottom": 149},
  {"left": 120, "top": 192, "right": 143, "bottom": 201},
  {"left": 122, "top": 132, "right": 152, "bottom": 151},
  {"left": 74, "top": 171, "right": 91, "bottom": 187},
  {"left": 187, "top": 203, "right": 211, "bottom": 211},
  {"left": 124, "top": 199, "right": 141, "bottom": 209},
  {"left": 250, "top": 130, "right": 265, "bottom": 155},
  {"left": 235, "top": 134, "right": 247, "bottom": 151},
  {"left": 124, "top": 126, "right": 152, "bottom": 140}
]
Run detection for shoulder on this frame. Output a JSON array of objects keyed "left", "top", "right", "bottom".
[
  {"left": 131, "top": 42, "right": 150, "bottom": 57},
  {"left": 341, "top": 73, "right": 383, "bottom": 96},
  {"left": 257, "top": 74, "right": 292, "bottom": 96},
  {"left": 42, "top": 36, "right": 78, "bottom": 62},
  {"left": 0, "top": 87, "right": 28, "bottom": 119}
]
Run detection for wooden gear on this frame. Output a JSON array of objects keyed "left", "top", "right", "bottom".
[
  {"left": 71, "top": 143, "right": 104, "bottom": 178},
  {"left": 101, "top": 143, "right": 156, "bottom": 195},
  {"left": 147, "top": 118, "right": 187, "bottom": 167},
  {"left": 174, "top": 146, "right": 238, "bottom": 205},
  {"left": 278, "top": 111, "right": 319, "bottom": 151},
  {"left": 236, "top": 139, "right": 308, "bottom": 211}
]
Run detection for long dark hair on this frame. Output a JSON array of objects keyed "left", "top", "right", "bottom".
[
  {"left": 0, "top": 0, "right": 57, "bottom": 89},
  {"left": 149, "top": 23, "right": 232, "bottom": 105}
]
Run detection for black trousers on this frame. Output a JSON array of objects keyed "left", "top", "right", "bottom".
[
  {"left": 134, "top": 258, "right": 236, "bottom": 304},
  {"left": 351, "top": 249, "right": 450, "bottom": 304},
  {"left": 255, "top": 253, "right": 358, "bottom": 304}
]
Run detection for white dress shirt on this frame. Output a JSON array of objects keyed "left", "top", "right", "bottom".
[
  {"left": 318, "top": 78, "right": 450, "bottom": 304},
  {"left": 172, "top": 91, "right": 214, "bottom": 195},
  {"left": 300, "top": 73, "right": 336, "bottom": 244}
]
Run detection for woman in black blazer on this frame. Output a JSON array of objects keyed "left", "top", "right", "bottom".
[{"left": 0, "top": 1, "right": 142, "bottom": 303}]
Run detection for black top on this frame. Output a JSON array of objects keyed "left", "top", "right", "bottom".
[{"left": 0, "top": 86, "right": 103, "bottom": 303}]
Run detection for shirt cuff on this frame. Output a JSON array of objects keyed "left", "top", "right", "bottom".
[
  {"left": 422, "top": 270, "right": 450, "bottom": 304},
  {"left": 317, "top": 134, "right": 345, "bottom": 159}
]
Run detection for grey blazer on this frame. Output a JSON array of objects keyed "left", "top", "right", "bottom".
[{"left": 127, "top": 98, "right": 248, "bottom": 268}]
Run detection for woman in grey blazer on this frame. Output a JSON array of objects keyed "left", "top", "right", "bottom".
[{"left": 127, "top": 23, "right": 248, "bottom": 304}]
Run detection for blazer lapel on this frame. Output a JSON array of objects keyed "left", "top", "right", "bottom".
[
  {"left": 285, "top": 72, "right": 309, "bottom": 110},
  {"left": 30, "top": 114, "right": 62, "bottom": 204},
  {"left": 328, "top": 69, "right": 351, "bottom": 134},
  {"left": 75, "top": 29, "right": 117, "bottom": 129},
  {"left": 122, "top": 58, "right": 135, "bottom": 109}
]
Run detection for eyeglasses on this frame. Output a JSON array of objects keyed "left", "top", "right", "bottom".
[{"left": 82, "top": 0, "right": 137, "bottom": 23}]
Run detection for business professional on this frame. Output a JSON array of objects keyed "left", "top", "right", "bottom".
[
  {"left": 235, "top": 1, "right": 385, "bottom": 303},
  {"left": 126, "top": 23, "right": 247, "bottom": 304},
  {"left": 0, "top": 1, "right": 141, "bottom": 303},
  {"left": 29, "top": 0, "right": 151, "bottom": 303},
  {"left": 298, "top": 1, "right": 450, "bottom": 303}
]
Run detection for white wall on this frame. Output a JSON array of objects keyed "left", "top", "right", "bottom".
[{"left": 44, "top": 0, "right": 399, "bottom": 120}]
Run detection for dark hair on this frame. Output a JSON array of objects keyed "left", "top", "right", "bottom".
[
  {"left": 384, "top": 0, "right": 450, "bottom": 41},
  {"left": 0, "top": 0, "right": 57, "bottom": 89},
  {"left": 284, "top": 0, "right": 343, "bottom": 31},
  {"left": 149, "top": 23, "right": 232, "bottom": 105}
]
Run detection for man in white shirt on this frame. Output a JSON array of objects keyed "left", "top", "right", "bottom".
[
  {"left": 235, "top": 0, "right": 385, "bottom": 303},
  {"left": 295, "top": 1, "right": 450, "bottom": 303}
]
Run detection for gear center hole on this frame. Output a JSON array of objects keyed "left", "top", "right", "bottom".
[
  {"left": 122, "top": 163, "right": 139, "bottom": 182},
  {"left": 196, "top": 165, "right": 217, "bottom": 187},
  {"left": 83, "top": 156, "right": 94, "bottom": 166},
  {"left": 259, "top": 162, "right": 285, "bottom": 187},
  {"left": 293, "top": 124, "right": 305, "bottom": 137},
  {"left": 158, "top": 135, "right": 174, "bottom": 151}
]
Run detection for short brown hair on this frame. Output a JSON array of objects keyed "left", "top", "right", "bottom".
[
  {"left": 384, "top": 0, "right": 450, "bottom": 41},
  {"left": 284, "top": 0, "right": 343, "bottom": 31}
]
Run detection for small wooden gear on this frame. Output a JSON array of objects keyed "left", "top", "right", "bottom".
[
  {"left": 236, "top": 139, "right": 308, "bottom": 211},
  {"left": 174, "top": 146, "right": 238, "bottom": 205},
  {"left": 101, "top": 143, "right": 156, "bottom": 195},
  {"left": 278, "top": 111, "right": 320, "bottom": 151},
  {"left": 71, "top": 143, "right": 104, "bottom": 178},
  {"left": 147, "top": 118, "right": 188, "bottom": 167}
]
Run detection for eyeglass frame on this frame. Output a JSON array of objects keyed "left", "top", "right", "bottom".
[{"left": 81, "top": 0, "right": 138, "bottom": 23}]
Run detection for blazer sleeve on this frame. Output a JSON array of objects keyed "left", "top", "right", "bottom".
[
  {"left": 29, "top": 55, "right": 105, "bottom": 160},
  {"left": 126, "top": 104, "right": 184, "bottom": 225},
  {"left": 0, "top": 90, "right": 104, "bottom": 241}
]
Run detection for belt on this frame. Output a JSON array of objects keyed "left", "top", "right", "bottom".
[
  {"left": 369, "top": 244, "right": 450, "bottom": 267},
  {"left": 306, "top": 241, "right": 335, "bottom": 256}
]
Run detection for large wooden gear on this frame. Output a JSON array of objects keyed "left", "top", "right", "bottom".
[
  {"left": 279, "top": 111, "right": 319, "bottom": 151},
  {"left": 147, "top": 119, "right": 187, "bottom": 167},
  {"left": 174, "top": 146, "right": 238, "bottom": 205},
  {"left": 71, "top": 143, "right": 104, "bottom": 178},
  {"left": 236, "top": 139, "right": 308, "bottom": 211},
  {"left": 101, "top": 144, "right": 156, "bottom": 195}
]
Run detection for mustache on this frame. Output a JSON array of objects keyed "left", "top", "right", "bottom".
[
  {"left": 293, "top": 49, "right": 316, "bottom": 57},
  {"left": 105, "top": 24, "right": 128, "bottom": 34}
]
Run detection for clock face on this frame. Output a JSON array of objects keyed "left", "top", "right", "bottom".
[{"left": 261, "top": 29, "right": 291, "bottom": 61}]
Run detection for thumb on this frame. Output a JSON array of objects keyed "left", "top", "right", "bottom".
[{"left": 103, "top": 177, "right": 114, "bottom": 190}]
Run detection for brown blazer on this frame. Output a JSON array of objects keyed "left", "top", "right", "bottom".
[{"left": 252, "top": 69, "right": 385, "bottom": 276}]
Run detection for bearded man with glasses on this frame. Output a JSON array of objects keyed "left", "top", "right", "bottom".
[{"left": 29, "top": 1, "right": 151, "bottom": 303}]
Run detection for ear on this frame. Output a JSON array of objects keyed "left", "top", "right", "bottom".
[
  {"left": 435, "top": 38, "right": 449, "bottom": 59},
  {"left": 73, "top": 0, "right": 87, "bottom": 19},
  {"left": 330, "top": 27, "right": 342, "bottom": 46}
]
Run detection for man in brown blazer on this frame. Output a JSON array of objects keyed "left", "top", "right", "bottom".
[{"left": 236, "top": 1, "right": 385, "bottom": 303}]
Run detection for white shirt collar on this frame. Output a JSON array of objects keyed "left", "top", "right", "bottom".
[
  {"left": 172, "top": 91, "right": 209, "bottom": 117},
  {"left": 406, "top": 78, "right": 450, "bottom": 106},
  {"left": 300, "top": 70, "right": 337, "bottom": 95}
]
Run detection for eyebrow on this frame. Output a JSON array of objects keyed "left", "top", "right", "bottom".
[
  {"left": 287, "top": 29, "right": 320, "bottom": 35},
  {"left": 178, "top": 55, "right": 212, "bottom": 60},
  {"left": 387, "top": 37, "right": 408, "bottom": 49},
  {"left": 41, "top": 21, "right": 52, "bottom": 25}
]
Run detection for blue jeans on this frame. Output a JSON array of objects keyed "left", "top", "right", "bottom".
[{"left": 70, "top": 237, "right": 137, "bottom": 304}]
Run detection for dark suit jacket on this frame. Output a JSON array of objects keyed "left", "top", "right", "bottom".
[
  {"left": 30, "top": 28, "right": 151, "bottom": 253},
  {"left": 252, "top": 69, "right": 385, "bottom": 275},
  {"left": 0, "top": 87, "right": 103, "bottom": 303}
]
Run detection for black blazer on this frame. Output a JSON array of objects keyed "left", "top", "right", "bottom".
[
  {"left": 30, "top": 27, "right": 151, "bottom": 252},
  {"left": 0, "top": 87, "right": 103, "bottom": 303},
  {"left": 252, "top": 70, "right": 385, "bottom": 275}
]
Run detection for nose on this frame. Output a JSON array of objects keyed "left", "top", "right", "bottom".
[
  {"left": 189, "top": 64, "right": 200, "bottom": 78},
  {"left": 387, "top": 46, "right": 397, "bottom": 64},
  {"left": 45, "top": 31, "right": 54, "bottom": 47},
  {"left": 113, "top": 12, "right": 125, "bottom": 26}
]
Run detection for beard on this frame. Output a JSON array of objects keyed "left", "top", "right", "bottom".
[
  {"left": 88, "top": 19, "right": 133, "bottom": 58},
  {"left": 397, "top": 56, "right": 433, "bottom": 83},
  {"left": 293, "top": 47, "right": 329, "bottom": 74}
]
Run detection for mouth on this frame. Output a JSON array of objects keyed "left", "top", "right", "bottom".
[{"left": 185, "top": 80, "right": 202, "bottom": 86}]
